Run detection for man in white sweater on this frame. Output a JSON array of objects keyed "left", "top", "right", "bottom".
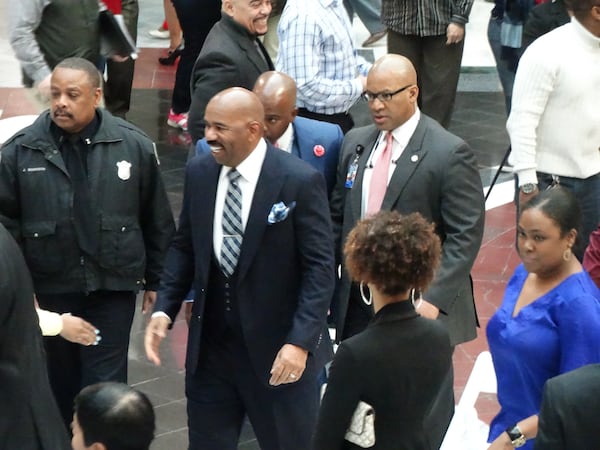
[{"left": 507, "top": 0, "right": 600, "bottom": 256}]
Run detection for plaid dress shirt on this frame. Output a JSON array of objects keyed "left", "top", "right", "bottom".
[{"left": 276, "top": 0, "right": 371, "bottom": 115}]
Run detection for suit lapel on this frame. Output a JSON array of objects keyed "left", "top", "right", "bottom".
[
  {"left": 381, "top": 117, "right": 428, "bottom": 211},
  {"left": 350, "top": 126, "right": 380, "bottom": 219},
  {"left": 193, "top": 158, "right": 220, "bottom": 266},
  {"left": 236, "top": 147, "right": 284, "bottom": 282},
  {"left": 238, "top": 36, "right": 273, "bottom": 73},
  {"left": 290, "top": 122, "right": 303, "bottom": 158}
]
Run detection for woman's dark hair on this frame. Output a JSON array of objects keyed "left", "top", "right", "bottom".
[
  {"left": 519, "top": 186, "right": 581, "bottom": 238},
  {"left": 344, "top": 211, "right": 441, "bottom": 297},
  {"left": 74, "top": 382, "right": 155, "bottom": 450}
]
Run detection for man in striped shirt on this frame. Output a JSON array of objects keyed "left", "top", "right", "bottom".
[{"left": 382, "top": 0, "right": 474, "bottom": 128}]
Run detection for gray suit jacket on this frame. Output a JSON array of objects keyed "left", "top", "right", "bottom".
[
  {"left": 535, "top": 364, "right": 600, "bottom": 450},
  {"left": 330, "top": 114, "right": 485, "bottom": 346}
]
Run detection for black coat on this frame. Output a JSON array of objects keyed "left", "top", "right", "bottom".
[
  {"left": 313, "top": 301, "right": 453, "bottom": 450},
  {"left": 0, "top": 223, "right": 70, "bottom": 450},
  {"left": 187, "top": 13, "right": 273, "bottom": 144},
  {"left": 0, "top": 109, "right": 175, "bottom": 294}
]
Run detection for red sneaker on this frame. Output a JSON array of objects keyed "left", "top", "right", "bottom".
[{"left": 167, "top": 109, "right": 188, "bottom": 131}]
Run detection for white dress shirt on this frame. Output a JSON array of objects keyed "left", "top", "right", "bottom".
[
  {"left": 361, "top": 109, "right": 420, "bottom": 217},
  {"left": 213, "top": 139, "right": 267, "bottom": 263},
  {"left": 275, "top": 123, "right": 294, "bottom": 153}
]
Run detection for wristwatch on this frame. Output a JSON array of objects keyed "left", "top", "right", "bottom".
[
  {"left": 506, "top": 424, "right": 527, "bottom": 448},
  {"left": 520, "top": 183, "right": 537, "bottom": 194}
]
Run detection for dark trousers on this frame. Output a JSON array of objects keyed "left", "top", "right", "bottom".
[
  {"left": 298, "top": 108, "right": 355, "bottom": 134},
  {"left": 387, "top": 31, "right": 464, "bottom": 128},
  {"left": 170, "top": 0, "right": 221, "bottom": 114},
  {"left": 186, "top": 337, "right": 319, "bottom": 450},
  {"left": 104, "top": 0, "right": 138, "bottom": 117},
  {"left": 37, "top": 290, "right": 136, "bottom": 428}
]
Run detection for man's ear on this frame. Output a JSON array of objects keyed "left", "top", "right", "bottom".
[
  {"left": 291, "top": 107, "right": 298, "bottom": 121},
  {"left": 222, "top": 0, "right": 234, "bottom": 16}
]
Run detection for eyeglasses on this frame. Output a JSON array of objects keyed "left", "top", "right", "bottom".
[{"left": 362, "top": 84, "right": 414, "bottom": 102}]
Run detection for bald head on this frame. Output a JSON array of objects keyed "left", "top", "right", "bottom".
[
  {"left": 253, "top": 71, "right": 298, "bottom": 144},
  {"left": 370, "top": 54, "right": 417, "bottom": 86},
  {"left": 209, "top": 87, "right": 265, "bottom": 124},
  {"left": 204, "top": 88, "right": 265, "bottom": 167},
  {"left": 254, "top": 71, "right": 297, "bottom": 104},
  {"left": 366, "top": 54, "right": 420, "bottom": 131}
]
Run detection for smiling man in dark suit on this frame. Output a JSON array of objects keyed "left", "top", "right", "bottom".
[
  {"left": 145, "top": 87, "right": 334, "bottom": 450},
  {"left": 187, "top": 0, "right": 274, "bottom": 144},
  {"left": 330, "top": 53, "right": 485, "bottom": 448},
  {"left": 197, "top": 71, "right": 343, "bottom": 197}
]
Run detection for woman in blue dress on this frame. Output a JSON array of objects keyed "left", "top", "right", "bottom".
[{"left": 486, "top": 187, "right": 600, "bottom": 449}]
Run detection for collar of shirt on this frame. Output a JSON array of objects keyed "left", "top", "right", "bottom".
[
  {"left": 213, "top": 138, "right": 267, "bottom": 261},
  {"left": 366, "top": 108, "right": 421, "bottom": 168},
  {"left": 227, "top": 137, "right": 267, "bottom": 187},
  {"left": 361, "top": 108, "right": 421, "bottom": 217},
  {"left": 276, "top": 122, "right": 294, "bottom": 153}
]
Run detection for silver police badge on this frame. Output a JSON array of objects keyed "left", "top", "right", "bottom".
[{"left": 116, "top": 160, "right": 132, "bottom": 180}]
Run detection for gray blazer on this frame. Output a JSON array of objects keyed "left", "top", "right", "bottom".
[{"left": 330, "top": 114, "right": 485, "bottom": 346}]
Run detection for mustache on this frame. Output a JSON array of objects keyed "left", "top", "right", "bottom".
[{"left": 53, "top": 109, "right": 73, "bottom": 119}]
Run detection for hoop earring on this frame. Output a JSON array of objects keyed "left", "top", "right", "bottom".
[
  {"left": 359, "top": 282, "right": 372, "bottom": 306},
  {"left": 411, "top": 288, "right": 423, "bottom": 310},
  {"left": 563, "top": 248, "right": 572, "bottom": 261}
]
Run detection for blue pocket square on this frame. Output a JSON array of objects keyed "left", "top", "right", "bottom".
[{"left": 268, "top": 201, "right": 296, "bottom": 224}]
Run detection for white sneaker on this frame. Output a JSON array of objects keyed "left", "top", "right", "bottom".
[{"left": 148, "top": 29, "right": 169, "bottom": 39}]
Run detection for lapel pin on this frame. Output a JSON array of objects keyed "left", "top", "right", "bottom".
[
  {"left": 313, "top": 145, "right": 325, "bottom": 157},
  {"left": 410, "top": 154, "right": 418, "bottom": 163}
]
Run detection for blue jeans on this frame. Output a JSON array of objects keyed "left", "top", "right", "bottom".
[{"left": 487, "top": 16, "right": 515, "bottom": 114}]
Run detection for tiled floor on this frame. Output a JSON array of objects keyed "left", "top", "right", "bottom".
[{"left": 0, "top": 0, "right": 520, "bottom": 448}]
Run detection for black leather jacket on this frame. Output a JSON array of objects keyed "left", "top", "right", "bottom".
[{"left": 0, "top": 109, "right": 175, "bottom": 294}]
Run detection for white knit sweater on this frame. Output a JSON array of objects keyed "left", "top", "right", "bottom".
[{"left": 507, "top": 18, "right": 600, "bottom": 186}]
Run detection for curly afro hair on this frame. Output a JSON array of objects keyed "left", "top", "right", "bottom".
[{"left": 344, "top": 211, "right": 441, "bottom": 297}]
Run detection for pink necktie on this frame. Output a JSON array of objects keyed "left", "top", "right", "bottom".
[{"left": 366, "top": 132, "right": 393, "bottom": 216}]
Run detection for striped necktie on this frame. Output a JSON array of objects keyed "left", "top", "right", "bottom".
[{"left": 221, "top": 169, "right": 243, "bottom": 277}]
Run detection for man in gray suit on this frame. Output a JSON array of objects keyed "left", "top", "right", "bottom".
[{"left": 330, "top": 54, "right": 485, "bottom": 448}]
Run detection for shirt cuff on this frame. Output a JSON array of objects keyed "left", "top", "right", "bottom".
[
  {"left": 451, "top": 15, "right": 468, "bottom": 25},
  {"left": 151, "top": 311, "right": 172, "bottom": 324},
  {"left": 516, "top": 169, "right": 538, "bottom": 187},
  {"left": 37, "top": 309, "right": 64, "bottom": 336}
]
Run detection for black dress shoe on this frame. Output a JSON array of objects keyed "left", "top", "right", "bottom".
[
  {"left": 362, "top": 30, "right": 387, "bottom": 47},
  {"left": 158, "top": 43, "right": 183, "bottom": 66}
]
